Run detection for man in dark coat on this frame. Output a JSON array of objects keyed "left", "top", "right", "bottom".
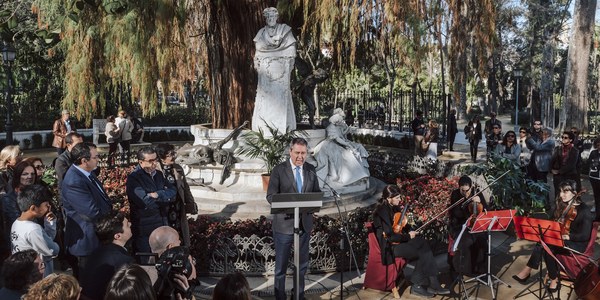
[
  {"left": 126, "top": 147, "right": 176, "bottom": 256},
  {"left": 267, "top": 137, "right": 321, "bottom": 300},
  {"left": 80, "top": 212, "right": 134, "bottom": 300},
  {"left": 61, "top": 143, "right": 112, "bottom": 273}
]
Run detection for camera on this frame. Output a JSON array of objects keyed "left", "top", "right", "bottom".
[{"left": 154, "top": 246, "right": 194, "bottom": 300}]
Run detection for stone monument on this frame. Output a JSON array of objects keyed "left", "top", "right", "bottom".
[
  {"left": 252, "top": 7, "right": 296, "bottom": 134},
  {"left": 312, "top": 108, "right": 370, "bottom": 190}
]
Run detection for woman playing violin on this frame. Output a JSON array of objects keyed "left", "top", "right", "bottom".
[
  {"left": 512, "top": 180, "right": 593, "bottom": 292},
  {"left": 372, "top": 185, "right": 450, "bottom": 298},
  {"left": 448, "top": 175, "right": 488, "bottom": 276}
]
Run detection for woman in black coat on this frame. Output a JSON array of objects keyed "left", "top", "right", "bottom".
[
  {"left": 512, "top": 180, "right": 593, "bottom": 291},
  {"left": 372, "top": 185, "right": 449, "bottom": 298}
]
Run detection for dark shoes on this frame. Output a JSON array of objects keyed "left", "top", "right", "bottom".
[
  {"left": 512, "top": 274, "right": 530, "bottom": 284},
  {"left": 410, "top": 285, "right": 435, "bottom": 298},
  {"left": 427, "top": 286, "right": 451, "bottom": 295}
]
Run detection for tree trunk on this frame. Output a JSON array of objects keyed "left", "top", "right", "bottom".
[
  {"left": 202, "top": 1, "right": 271, "bottom": 129},
  {"left": 539, "top": 27, "right": 555, "bottom": 128},
  {"left": 560, "top": 0, "right": 597, "bottom": 133}
]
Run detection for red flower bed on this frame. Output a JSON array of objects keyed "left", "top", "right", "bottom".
[{"left": 395, "top": 175, "right": 458, "bottom": 246}]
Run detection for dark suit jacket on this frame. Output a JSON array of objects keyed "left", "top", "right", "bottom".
[
  {"left": 80, "top": 243, "right": 134, "bottom": 300},
  {"left": 61, "top": 165, "right": 112, "bottom": 256},
  {"left": 267, "top": 160, "right": 321, "bottom": 234}
]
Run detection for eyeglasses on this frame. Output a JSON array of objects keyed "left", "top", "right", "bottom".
[
  {"left": 507, "top": 135, "right": 515, "bottom": 137},
  {"left": 562, "top": 136, "right": 570, "bottom": 140}
]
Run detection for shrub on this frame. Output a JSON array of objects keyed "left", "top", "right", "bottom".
[
  {"left": 460, "top": 154, "right": 548, "bottom": 214},
  {"left": 142, "top": 107, "right": 207, "bottom": 126},
  {"left": 45, "top": 133, "right": 54, "bottom": 148},
  {"left": 31, "top": 134, "right": 43, "bottom": 149}
]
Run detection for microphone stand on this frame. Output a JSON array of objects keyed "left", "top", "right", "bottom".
[{"left": 313, "top": 171, "right": 361, "bottom": 300}]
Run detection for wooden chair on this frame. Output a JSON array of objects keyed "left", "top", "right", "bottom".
[
  {"left": 363, "top": 222, "right": 407, "bottom": 298},
  {"left": 555, "top": 222, "right": 599, "bottom": 298}
]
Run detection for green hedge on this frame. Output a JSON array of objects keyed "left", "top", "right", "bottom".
[{"left": 142, "top": 107, "right": 207, "bottom": 126}]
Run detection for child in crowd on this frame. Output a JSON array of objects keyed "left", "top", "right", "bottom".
[{"left": 10, "top": 184, "right": 59, "bottom": 277}]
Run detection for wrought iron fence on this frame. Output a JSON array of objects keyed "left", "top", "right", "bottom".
[
  {"left": 320, "top": 90, "right": 451, "bottom": 131},
  {"left": 205, "top": 231, "right": 355, "bottom": 276}
]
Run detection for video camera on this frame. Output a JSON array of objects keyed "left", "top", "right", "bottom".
[{"left": 154, "top": 246, "right": 195, "bottom": 300}]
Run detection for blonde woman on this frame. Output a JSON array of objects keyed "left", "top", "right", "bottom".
[
  {"left": 23, "top": 273, "right": 81, "bottom": 300},
  {"left": 0, "top": 145, "right": 22, "bottom": 194}
]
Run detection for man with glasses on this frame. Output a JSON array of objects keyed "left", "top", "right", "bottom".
[
  {"left": 126, "top": 147, "right": 177, "bottom": 258},
  {"left": 448, "top": 175, "right": 487, "bottom": 276},
  {"left": 61, "top": 143, "right": 112, "bottom": 275}
]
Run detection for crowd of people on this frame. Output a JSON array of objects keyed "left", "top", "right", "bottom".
[{"left": 0, "top": 112, "right": 246, "bottom": 300}]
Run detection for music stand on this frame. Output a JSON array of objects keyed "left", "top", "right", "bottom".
[
  {"left": 461, "top": 210, "right": 515, "bottom": 300},
  {"left": 271, "top": 192, "right": 323, "bottom": 300},
  {"left": 512, "top": 216, "right": 563, "bottom": 300}
]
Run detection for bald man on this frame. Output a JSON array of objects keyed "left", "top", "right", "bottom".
[{"left": 142, "top": 226, "right": 196, "bottom": 284}]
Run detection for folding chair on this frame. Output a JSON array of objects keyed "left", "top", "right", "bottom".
[
  {"left": 555, "top": 222, "right": 599, "bottom": 299},
  {"left": 363, "top": 222, "right": 407, "bottom": 298}
]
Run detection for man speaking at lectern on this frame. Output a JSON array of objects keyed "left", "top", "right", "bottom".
[{"left": 267, "top": 137, "right": 321, "bottom": 300}]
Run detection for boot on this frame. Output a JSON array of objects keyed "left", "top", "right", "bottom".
[
  {"left": 410, "top": 284, "right": 434, "bottom": 298},
  {"left": 427, "top": 276, "right": 450, "bottom": 295}
]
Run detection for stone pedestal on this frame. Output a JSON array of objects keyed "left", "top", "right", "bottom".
[{"left": 186, "top": 125, "right": 373, "bottom": 219}]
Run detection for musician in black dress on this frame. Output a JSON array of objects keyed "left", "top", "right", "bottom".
[
  {"left": 372, "top": 185, "right": 450, "bottom": 298},
  {"left": 448, "top": 175, "right": 488, "bottom": 276},
  {"left": 512, "top": 180, "right": 593, "bottom": 291}
]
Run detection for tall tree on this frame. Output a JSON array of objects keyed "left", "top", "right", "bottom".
[
  {"left": 559, "top": 0, "right": 596, "bottom": 132},
  {"left": 448, "top": 0, "right": 496, "bottom": 120}
]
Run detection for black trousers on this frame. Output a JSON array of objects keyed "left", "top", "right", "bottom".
[
  {"left": 451, "top": 232, "right": 487, "bottom": 275},
  {"left": 469, "top": 139, "right": 480, "bottom": 161},
  {"left": 392, "top": 236, "right": 438, "bottom": 286},
  {"left": 526, "top": 243, "right": 571, "bottom": 280}
]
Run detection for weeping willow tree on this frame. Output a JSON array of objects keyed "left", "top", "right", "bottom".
[
  {"left": 33, "top": 0, "right": 496, "bottom": 128},
  {"left": 33, "top": 0, "right": 194, "bottom": 124}
]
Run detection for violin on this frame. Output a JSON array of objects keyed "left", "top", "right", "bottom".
[
  {"left": 393, "top": 203, "right": 410, "bottom": 233},
  {"left": 468, "top": 197, "right": 484, "bottom": 227},
  {"left": 557, "top": 190, "right": 585, "bottom": 235}
]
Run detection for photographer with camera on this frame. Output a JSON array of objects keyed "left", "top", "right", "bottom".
[{"left": 140, "top": 226, "right": 197, "bottom": 300}]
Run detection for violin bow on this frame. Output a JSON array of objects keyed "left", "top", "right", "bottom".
[{"left": 415, "top": 169, "right": 511, "bottom": 233}]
